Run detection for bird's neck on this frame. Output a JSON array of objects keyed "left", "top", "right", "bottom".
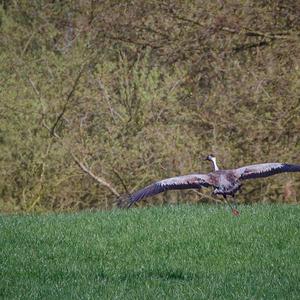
[{"left": 211, "top": 157, "right": 219, "bottom": 171}]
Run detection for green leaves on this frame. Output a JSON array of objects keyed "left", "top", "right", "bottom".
[{"left": 1, "top": 2, "right": 300, "bottom": 211}]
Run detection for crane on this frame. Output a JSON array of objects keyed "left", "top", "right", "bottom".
[{"left": 125, "top": 155, "right": 300, "bottom": 215}]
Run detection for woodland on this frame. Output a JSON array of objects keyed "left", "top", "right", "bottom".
[{"left": 1, "top": 1, "right": 300, "bottom": 212}]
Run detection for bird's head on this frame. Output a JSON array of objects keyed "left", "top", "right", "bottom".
[{"left": 204, "top": 154, "right": 216, "bottom": 162}]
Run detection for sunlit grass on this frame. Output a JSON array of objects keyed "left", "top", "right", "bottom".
[{"left": 1, "top": 204, "right": 300, "bottom": 299}]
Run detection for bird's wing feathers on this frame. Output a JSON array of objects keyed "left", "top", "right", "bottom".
[
  {"left": 127, "top": 174, "right": 212, "bottom": 207},
  {"left": 126, "top": 162, "right": 300, "bottom": 207},
  {"left": 236, "top": 163, "right": 300, "bottom": 180}
]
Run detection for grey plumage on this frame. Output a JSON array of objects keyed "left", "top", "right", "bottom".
[
  {"left": 236, "top": 163, "right": 300, "bottom": 180},
  {"left": 126, "top": 155, "right": 300, "bottom": 210},
  {"left": 127, "top": 174, "right": 211, "bottom": 207}
]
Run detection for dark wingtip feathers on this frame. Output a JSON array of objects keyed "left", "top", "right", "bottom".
[
  {"left": 116, "top": 193, "right": 141, "bottom": 209},
  {"left": 239, "top": 163, "right": 300, "bottom": 180},
  {"left": 115, "top": 194, "right": 132, "bottom": 209},
  {"left": 283, "top": 164, "right": 300, "bottom": 172},
  {"left": 127, "top": 183, "right": 164, "bottom": 208}
]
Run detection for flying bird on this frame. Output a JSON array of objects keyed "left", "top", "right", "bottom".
[{"left": 125, "top": 155, "right": 300, "bottom": 215}]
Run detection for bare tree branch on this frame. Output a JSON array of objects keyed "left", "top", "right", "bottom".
[
  {"left": 167, "top": 11, "right": 300, "bottom": 41},
  {"left": 112, "top": 168, "right": 129, "bottom": 194},
  {"left": 50, "top": 63, "right": 86, "bottom": 136},
  {"left": 28, "top": 76, "right": 120, "bottom": 198},
  {"left": 49, "top": 129, "right": 120, "bottom": 198},
  {"left": 71, "top": 153, "right": 120, "bottom": 197},
  {"left": 233, "top": 40, "right": 270, "bottom": 53}
]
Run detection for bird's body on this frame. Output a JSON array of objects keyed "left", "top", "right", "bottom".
[
  {"left": 209, "top": 170, "right": 242, "bottom": 196},
  {"left": 125, "top": 155, "right": 300, "bottom": 214}
]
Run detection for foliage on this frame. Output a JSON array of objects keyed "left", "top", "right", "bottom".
[
  {"left": 1, "top": 205, "right": 300, "bottom": 298},
  {"left": 0, "top": 1, "right": 300, "bottom": 211}
]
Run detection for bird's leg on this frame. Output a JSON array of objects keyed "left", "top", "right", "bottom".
[
  {"left": 232, "top": 194, "right": 237, "bottom": 208},
  {"left": 223, "top": 194, "right": 239, "bottom": 216},
  {"left": 231, "top": 194, "right": 240, "bottom": 216},
  {"left": 222, "top": 195, "right": 234, "bottom": 211}
]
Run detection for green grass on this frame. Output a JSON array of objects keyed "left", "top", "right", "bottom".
[{"left": 1, "top": 204, "right": 300, "bottom": 299}]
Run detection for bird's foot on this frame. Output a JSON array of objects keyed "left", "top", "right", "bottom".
[{"left": 231, "top": 208, "right": 240, "bottom": 216}]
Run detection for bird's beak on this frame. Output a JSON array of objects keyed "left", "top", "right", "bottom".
[{"left": 203, "top": 156, "right": 209, "bottom": 161}]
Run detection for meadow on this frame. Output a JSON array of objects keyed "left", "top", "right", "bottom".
[{"left": 1, "top": 204, "right": 300, "bottom": 299}]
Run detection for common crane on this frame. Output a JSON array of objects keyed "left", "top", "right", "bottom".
[{"left": 126, "top": 155, "right": 300, "bottom": 215}]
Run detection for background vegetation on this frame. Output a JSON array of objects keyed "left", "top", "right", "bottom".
[
  {"left": 1, "top": 205, "right": 300, "bottom": 299},
  {"left": 1, "top": 1, "right": 300, "bottom": 212}
]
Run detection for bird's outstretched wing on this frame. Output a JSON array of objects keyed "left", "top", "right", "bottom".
[
  {"left": 127, "top": 174, "right": 212, "bottom": 208},
  {"left": 236, "top": 163, "right": 300, "bottom": 180}
]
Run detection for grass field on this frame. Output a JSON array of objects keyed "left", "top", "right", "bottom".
[{"left": 1, "top": 204, "right": 300, "bottom": 299}]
